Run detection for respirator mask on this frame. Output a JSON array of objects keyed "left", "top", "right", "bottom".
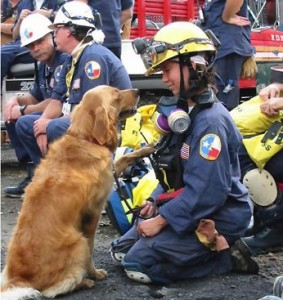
[
  {"left": 154, "top": 96, "right": 191, "bottom": 135},
  {"left": 154, "top": 89, "right": 217, "bottom": 135}
]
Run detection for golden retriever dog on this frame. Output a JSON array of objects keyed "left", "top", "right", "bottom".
[{"left": 1, "top": 85, "right": 139, "bottom": 299}]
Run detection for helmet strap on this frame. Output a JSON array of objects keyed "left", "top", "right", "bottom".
[
  {"left": 177, "top": 54, "right": 189, "bottom": 112},
  {"left": 177, "top": 55, "right": 200, "bottom": 109}
]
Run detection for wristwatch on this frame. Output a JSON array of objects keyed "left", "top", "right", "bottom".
[{"left": 19, "top": 104, "right": 28, "bottom": 116}]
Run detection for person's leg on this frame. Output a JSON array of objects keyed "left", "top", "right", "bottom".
[
  {"left": 46, "top": 117, "right": 71, "bottom": 143},
  {"left": 5, "top": 120, "right": 30, "bottom": 163},
  {"left": 241, "top": 148, "right": 283, "bottom": 243},
  {"left": 4, "top": 120, "right": 35, "bottom": 198},
  {"left": 243, "top": 184, "right": 283, "bottom": 254},
  {"left": 110, "top": 225, "right": 140, "bottom": 262},
  {"left": 265, "top": 150, "right": 283, "bottom": 182},
  {"left": 16, "top": 114, "right": 43, "bottom": 165},
  {"left": 214, "top": 53, "right": 246, "bottom": 111},
  {"left": 121, "top": 227, "right": 233, "bottom": 284}
]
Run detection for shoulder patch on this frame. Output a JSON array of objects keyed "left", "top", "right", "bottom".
[
  {"left": 54, "top": 64, "right": 63, "bottom": 82},
  {"left": 199, "top": 134, "right": 221, "bottom": 160},
  {"left": 85, "top": 61, "right": 101, "bottom": 80}
]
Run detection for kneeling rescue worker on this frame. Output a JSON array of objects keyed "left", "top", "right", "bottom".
[{"left": 110, "top": 21, "right": 259, "bottom": 284}]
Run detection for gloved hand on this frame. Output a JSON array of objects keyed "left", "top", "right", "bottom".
[{"left": 241, "top": 56, "right": 258, "bottom": 78}]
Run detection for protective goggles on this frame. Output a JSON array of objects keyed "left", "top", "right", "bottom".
[{"left": 132, "top": 37, "right": 215, "bottom": 70}]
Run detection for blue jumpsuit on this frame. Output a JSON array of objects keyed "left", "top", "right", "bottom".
[
  {"left": 117, "top": 101, "right": 253, "bottom": 284},
  {"left": 201, "top": 0, "right": 254, "bottom": 110},
  {"left": 16, "top": 42, "right": 132, "bottom": 165},
  {"left": 5, "top": 51, "right": 68, "bottom": 164},
  {"left": 1, "top": 0, "right": 59, "bottom": 80},
  {"left": 87, "top": 0, "right": 134, "bottom": 58}
]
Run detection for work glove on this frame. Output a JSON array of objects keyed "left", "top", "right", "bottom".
[{"left": 241, "top": 56, "right": 258, "bottom": 79}]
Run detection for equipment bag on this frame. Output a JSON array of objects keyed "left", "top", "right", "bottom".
[
  {"left": 106, "top": 178, "right": 137, "bottom": 235},
  {"left": 230, "top": 95, "right": 283, "bottom": 168},
  {"left": 242, "top": 120, "right": 283, "bottom": 169},
  {"left": 230, "top": 95, "right": 282, "bottom": 136}
]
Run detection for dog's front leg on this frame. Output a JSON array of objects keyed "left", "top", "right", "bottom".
[{"left": 82, "top": 211, "right": 108, "bottom": 280}]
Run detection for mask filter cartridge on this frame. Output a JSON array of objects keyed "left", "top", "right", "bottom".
[{"left": 155, "top": 108, "right": 191, "bottom": 135}]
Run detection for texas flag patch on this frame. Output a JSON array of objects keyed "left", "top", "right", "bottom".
[
  {"left": 24, "top": 28, "right": 33, "bottom": 40},
  {"left": 199, "top": 134, "right": 221, "bottom": 160},
  {"left": 85, "top": 61, "right": 101, "bottom": 80}
]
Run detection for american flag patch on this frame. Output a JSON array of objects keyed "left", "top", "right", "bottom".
[{"left": 180, "top": 143, "right": 190, "bottom": 160}]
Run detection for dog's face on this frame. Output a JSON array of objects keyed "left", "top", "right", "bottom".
[{"left": 68, "top": 86, "right": 139, "bottom": 151}]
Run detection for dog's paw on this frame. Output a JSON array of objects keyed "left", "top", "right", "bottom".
[
  {"left": 80, "top": 278, "right": 96, "bottom": 289},
  {"left": 94, "top": 268, "right": 108, "bottom": 280}
]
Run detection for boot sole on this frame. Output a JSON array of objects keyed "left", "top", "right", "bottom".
[
  {"left": 4, "top": 193, "right": 23, "bottom": 198},
  {"left": 125, "top": 270, "right": 152, "bottom": 284}
]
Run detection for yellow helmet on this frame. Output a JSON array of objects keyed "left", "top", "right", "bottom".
[{"left": 134, "top": 22, "right": 217, "bottom": 76}]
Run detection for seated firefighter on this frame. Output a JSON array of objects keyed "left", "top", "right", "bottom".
[
  {"left": 234, "top": 66, "right": 283, "bottom": 254},
  {"left": 110, "top": 21, "right": 259, "bottom": 285}
]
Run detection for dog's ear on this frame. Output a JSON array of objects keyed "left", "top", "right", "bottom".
[{"left": 92, "top": 105, "right": 117, "bottom": 146}]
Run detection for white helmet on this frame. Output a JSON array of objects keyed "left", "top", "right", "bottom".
[
  {"left": 51, "top": 1, "right": 95, "bottom": 29},
  {"left": 20, "top": 13, "right": 53, "bottom": 47}
]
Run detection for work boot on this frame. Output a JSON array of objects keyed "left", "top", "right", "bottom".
[
  {"left": 242, "top": 227, "right": 283, "bottom": 255},
  {"left": 4, "top": 162, "right": 34, "bottom": 198},
  {"left": 230, "top": 239, "right": 259, "bottom": 274}
]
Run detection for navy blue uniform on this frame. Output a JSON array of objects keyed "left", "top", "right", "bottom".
[
  {"left": 16, "top": 41, "right": 132, "bottom": 165},
  {"left": 87, "top": 0, "right": 133, "bottom": 58},
  {"left": 52, "top": 42, "right": 132, "bottom": 106},
  {"left": 117, "top": 101, "right": 252, "bottom": 284},
  {"left": 1, "top": 0, "right": 59, "bottom": 80},
  {"left": 5, "top": 51, "right": 68, "bottom": 163},
  {"left": 201, "top": 0, "right": 254, "bottom": 110}
]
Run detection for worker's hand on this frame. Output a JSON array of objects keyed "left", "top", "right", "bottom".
[
  {"left": 3, "top": 98, "right": 18, "bottom": 123},
  {"left": 259, "top": 83, "right": 281, "bottom": 101},
  {"left": 222, "top": 14, "right": 251, "bottom": 26},
  {"left": 137, "top": 215, "right": 168, "bottom": 237},
  {"left": 139, "top": 200, "right": 156, "bottom": 218},
  {"left": 18, "top": 9, "right": 32, "bottom": 21},
  {"left": 241, "top": 56, "right": 258, "bottom": 78},
  {"left": 33, "top": 118, "right": 50, "bottom": 138},
  {"left": 33, "top": 9, "right": 52, "bottom": 18},
  {"left": 10, "top": 105, "right": 22, "bottom": 121},
  {"left": 36, "top": 133, "right": 48, "bottom": 155},
  {"left": 260, "top": 98, "right": 283, "bottom": 116}
]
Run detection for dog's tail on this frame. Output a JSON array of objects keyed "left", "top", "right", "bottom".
[{"left": 0, "top": 287, "right": 41, "bottom": 300}]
